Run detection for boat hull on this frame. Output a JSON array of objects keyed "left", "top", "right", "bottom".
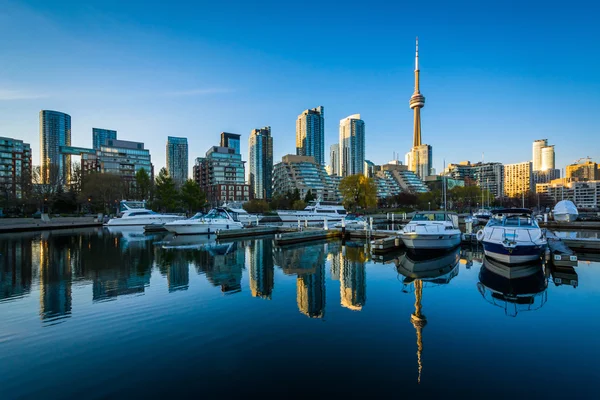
[
  {"left": 399, "top": 233, "right": 462, "bottom": 250},
  {"left": 482, "top": 241, "right": 543, "bottom": 264},
  {"left": 164, "top": 222, "right": 243, "bottom": 235},
  {"left": 105, "top": 215, "right": 183, "bottom": 227},
  {"left": 554, "top": 213, "right": 578, "bottom": 222},
  {"left": 277, "top": 211, "right": 344, "bottom": 222}
]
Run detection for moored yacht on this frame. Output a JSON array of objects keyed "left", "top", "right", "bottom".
[
  {"left": 104, "top": 200, "right": 184, "bottom": 227},
  {"left": 477, "top": 208, "right": 546, "bottom": 264},
  {"left": 277, "top": 201, "right": 347, "bottom": 222},
  {"left": 335, "top": 213, "right": 367, "bottom": 229},
  {"left": 399, "top": 211, "right": 462, "bottom": 251},
  {"left": 222, "top": 202, "right": 259, "bottom": 224},
  {"left": 164, "top": 208, "right": 243, "bottom": 235},
  {"left": 473, "top": 208, "right": 492, "bottom": 222}
]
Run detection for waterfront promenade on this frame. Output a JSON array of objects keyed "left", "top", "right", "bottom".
[{"left": 0, "top": 216, "right": 101, "bottom": 233}]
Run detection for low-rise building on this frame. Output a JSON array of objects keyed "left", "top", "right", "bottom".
[
  {"left": 566, "top": 159, "right": 598, "bottom": 181},
  {"left": 536, "top": 180, "right": 600, "bottom": 209}
]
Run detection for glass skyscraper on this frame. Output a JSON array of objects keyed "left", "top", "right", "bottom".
[
  {"left": 92, "top": 128, "right": 117, "bottom": 150},
  {"left": 339, "top": 114, "right": 365, "bottom": 177},
  {"left": 166, "top": 136, "right": 188, "bottom": 187},
  {"left": 296, "top": 106, "right": 325, "bottom": 165},
  {"left": 248, "top": 126, "right": 273, "bottom": 200},
  {"left": 39, "top": 110, "right": 71, "bottom": 185}
]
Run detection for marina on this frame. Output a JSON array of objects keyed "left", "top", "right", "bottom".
[{"left": 1, "top": 226, "right": 599, "bottom": 398}]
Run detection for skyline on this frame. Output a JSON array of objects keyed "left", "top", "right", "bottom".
[{"left": 1, "top": 0, "right": 599, "bottom": 174}]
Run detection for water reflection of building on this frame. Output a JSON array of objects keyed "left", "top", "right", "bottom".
[
  {"left": 193, "top": 242, "right": 245, "bottom": 294},
  {"left": 0, "top": 235, "right": 33, "bottom": 302},
  {"left": 248, "top": 239, "right": 274, "bottom": 299},
  {"left": 339, "top": 245, "right": 367, "bottom": 311},
  {"left": 167, "top": 260, "right": 190, "bottom": 292},
  {"left": 273, "top": 243, "right": 326, "bottom": 318},
  {"left": 327, "top": 242, "right": 342, "bottom": 281},
  {"left": 395, "top": 248, "right": 461, "bottom": 384},
  {"left": 39, "top": 238, "right": 72, "bottom": 322}
]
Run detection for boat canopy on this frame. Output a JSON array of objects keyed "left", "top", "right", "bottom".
[
  {"left": 553, "top": 200, "right": 578, "bottom": 215},
  {"left": 491, "top": 208, "right": 532, "bottom": 215}
]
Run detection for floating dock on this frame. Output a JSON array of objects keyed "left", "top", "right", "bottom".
[
  {"left": 274, "top": 229, "right": 341, "bottom": 245},
  {"left": 545, "top": 230, "right": 578, "bottom": 267}
]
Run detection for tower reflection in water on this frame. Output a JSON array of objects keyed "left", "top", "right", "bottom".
[
  {"left": 0, "top": 233, "right": 34, "bottom": 303},
  {"left": 247, "top": 239, "right": 274, "bottom": 300},
  {"left": 395, "top": 247, "right": 461, "bottom": 383},
  {"left": 273, "top": 242, "right": 326, "bottom": 318},
  {"left": 339, "top": 243, "right": 367, "bottom": 311},
  {"left": 477, "top": 257, "right": 548, "bottom": 317}
]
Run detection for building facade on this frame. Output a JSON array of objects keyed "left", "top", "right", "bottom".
[
  {"left": 532, "top": 139, "right": 547, "bottom": 172},
  {"left": 296, "top": 106, "right": 325, "bottom": 165},
  {"left": 536, "top": 180, "right": 600, "bottom": 209},
  {"left": 248, "top": 126, "right": 273, "bottom": 200},
  {"left": 472, "top": 162, "right": 504, "bottom": 198},
  {"left": 220, "top": 132, "right": 241, "bottom": 154},
  {"left": 80, "top": 139, "right": 154, "bottom": 184},
  {"left": 566, "top": 159, "right": 598, "bottom": 181},
  {"left": 339, "top": 114, "right": 365, "bottom": 177},
  {"left": 92, "top": 128, "right": 117, "bottom": 150},
  {"left": 541, "top": 145, "right": 555, "bottom": 171},
  {"left": 406, "top": 144, "right": 432, "bottom": 180},
  {"left": 166, "top": 136, "right": 188, "bottom": 187},
  {"left": 272, "top": 155, "right": 337, "bottom": 201},
  {"left": 504, "top": 161, "right": 532, "bottom": 197},
  {"left": 330, "top": 143, "right": 339, "bottom": 176},
  {"left": 40, "top": 110, "right": 71, "bottom": 185},
  {"left": 0, "top": 137, "right": 32, "bottom": 199},
  {"left": 193, "top": 146, "right": 249, "bottom": 206}
]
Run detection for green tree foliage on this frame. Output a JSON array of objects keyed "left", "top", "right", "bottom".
[
  {"left": 292, "top": 199, "right": 307, "bottom": 210},
  {"left": 80, "top": 173, "right": 126, "bottom": 214},
  {"left": 304, "top": 189, "right": 315, "bottom": 203},
  {"left": 339, "top": 174, "right": 377, "bottom": 211},
  {"left": 154, "top": 168, "right": 179, "bottom": 212},
  {"left": 135, "top": 168, "right": 152, "bottom": 201},
  {"left": 179, "top": 179, "right": 205, "bottom": 214},
  {"left": 243, "top": 199, "right": 270, "bottom": 213}
]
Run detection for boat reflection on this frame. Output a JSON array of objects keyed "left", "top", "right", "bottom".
[
  {"left": 477, "top": 257, "right": 547, "bottom": 317},
  {"left": 395, "top": 247, "right": 460, "bottom": 384},
  {"left": 548, "top": 263, "right": 578, "bottom": 288}
]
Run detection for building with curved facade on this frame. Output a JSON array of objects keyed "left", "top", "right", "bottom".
[{"left": 40, "top": 110, "right": 71, "bottom": 185}]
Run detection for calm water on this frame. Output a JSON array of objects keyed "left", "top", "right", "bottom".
[{"left": 1, "top": 228, "right": 599, "bottom": 399}]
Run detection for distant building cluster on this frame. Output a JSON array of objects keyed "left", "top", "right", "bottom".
[{"left": 2, "top": 37, "right": 598, "bottom": 211}]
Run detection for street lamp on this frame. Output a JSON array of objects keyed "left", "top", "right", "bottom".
[{"left": 428, "top": 201, "right": 431, "bottom": 211}]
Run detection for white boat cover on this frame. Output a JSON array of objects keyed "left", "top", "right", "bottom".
[{"left": 553, "top": 200, "right": 578, "bottom": 216}]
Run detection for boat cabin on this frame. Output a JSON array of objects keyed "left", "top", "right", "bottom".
[{"left": 410, "top": 211, "right": 459, "bottom": 228}]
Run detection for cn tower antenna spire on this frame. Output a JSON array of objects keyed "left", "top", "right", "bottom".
[
  {"left": 410, "top": 36, "right": 425, "bottom": 147},
  {"left": 415, "top": 36, "right": 419, "bottom": 71}
]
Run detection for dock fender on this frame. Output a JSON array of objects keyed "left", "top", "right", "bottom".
[{"left": 476, "top": 229, "right": 485, "bottom": 242}]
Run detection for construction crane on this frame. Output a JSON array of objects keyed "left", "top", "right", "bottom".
[{"left": 572, "top": 156, "right": 592, "bottom": 164}]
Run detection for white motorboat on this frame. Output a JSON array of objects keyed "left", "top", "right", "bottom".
[
  {"left": 553, "top": 200, "right": 578, "bottom": 222},
  {"left": 477, "top": 208, "right": 546, "bottom": 264},
  {"left": 104, "top": 200, "right": 184, "bottom": 227},
  {"left": 473, "top": 208, "right": 492, "bottom": 222},
  {"left": 395, "top": 246, "right": 461, "bottom": 282},
  {"left": 399, "top": 211, "right": 462, "bottom": 251},
  {"left": 222, "top": 202, "right": 260, "bottom": 224},
  {"left": 164, "top": 208, "right": 243, "bottom": 235},
  {"left": 335, "top": 213, "right": 367, "bottom": 229},
  {"left": 277, "top": 201, "right": 347, "bottom": 222}
]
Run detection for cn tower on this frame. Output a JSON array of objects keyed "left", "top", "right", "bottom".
[{"left": 409, "top": 37, "right": 425, "bottom": 147}]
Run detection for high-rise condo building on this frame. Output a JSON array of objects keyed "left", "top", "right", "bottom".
[
  {"left": 503, "top": 161, "right": 532, "bottom": 197},
  {"left": 92, "top": 128, "right": 117, "bottom": 150},
  {"left": 40, "top": 110, "right": 71, "bottom": 185},
  {"left": 248, "top": 126, "right": 273, "bottom": 200},
  {"left": 296, "top": 106, "right": 325, "bottom": 165},
  {"left": 541, "top": 145, "right": 555, "bottom": 171},
  {"left": 330, "top": 144, "right": 339, "bottom": 176},
  {"left": 0, "top": 136, "right": 32, "bottom": 199},
  {"left": 566, "top": 158, "right": 599, "bottom": 181},
  {"left": 220, "top": 132, "right": 241, "bottom": 154},
  {"left": 166, "top": 136, "right": 188, "bottom": 187},
  {"left": 472, "top": 162, "right": 504, "bottom": 198},
  {"left": 194, "top": 144, "right": 250, "bottom": 206},
  {"left": 532, "top": 139, "right": 547, "bottom": 171},
  {"left": 339, "top": 114, "right": 365, "bottom": 177},
  {"left": 406, "top": 38, "right": 432, "bottom": 179}
]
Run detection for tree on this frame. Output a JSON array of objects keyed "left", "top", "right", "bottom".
[
  {"left": 292, "top": 188, "right": 301, "bottom": 202},
  {"left": 179, "top": 179, "right": 205, "bottom": 214},
  {"left": 31, "top": 165, "right": 66, "bottom": 212},
  {"left": 154, "top": 168, "right": 179, "bottom": 212},
  {"left": 339, "top": 174, "right": 377, "bottom": 211},
  {"left": 135, "top": 168, "right": 152, "bottom": 201},
  {"left": 243, "top": 199, "right": 270, "bottom": 213},
  {"left": 80, "top": 173, "right": 126, "bottom": 214},
  {"left": 292, "top": 200, "right": 307, "bottom": 210},
  {"left": 304, "top": 189, "right": 315, "bottom": 203},
  {"left": 70, "top": 162, "right": 83, "bottom": 195}
]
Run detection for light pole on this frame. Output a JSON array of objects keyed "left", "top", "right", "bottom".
[{"left": 428, "top": 201, "right": 430, "bottom": 211}]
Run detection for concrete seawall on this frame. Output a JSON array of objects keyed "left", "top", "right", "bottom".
[{"left": 0, "top": 217, "right": 102, "bottom": 233}]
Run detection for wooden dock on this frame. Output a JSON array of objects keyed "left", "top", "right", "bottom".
[
  {"left": 0, "top": 218, "right": 101, "bottom": 233},
  {"left": 274, "top": 229, "right": 341, "bottom": 245},
  {"left": 539, "top": 221, "right": 600, "bottom": 230}
]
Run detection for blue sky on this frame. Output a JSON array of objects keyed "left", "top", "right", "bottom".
[{"left": 1, "top": 0, "right": 599, "bottom": 174}]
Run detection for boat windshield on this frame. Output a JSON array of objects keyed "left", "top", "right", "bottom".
[
  {"left": 345, "top": 214, "right": 361, "bottom": 221},
  {"left": 189, "top": 213, "right": 204, "bottom": 220},
  {"left": 412, "top": 213, "right": 450, "bottom": 222},
  {"left": 204, "top": 209, "right": 230, "bottom": 219}
]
